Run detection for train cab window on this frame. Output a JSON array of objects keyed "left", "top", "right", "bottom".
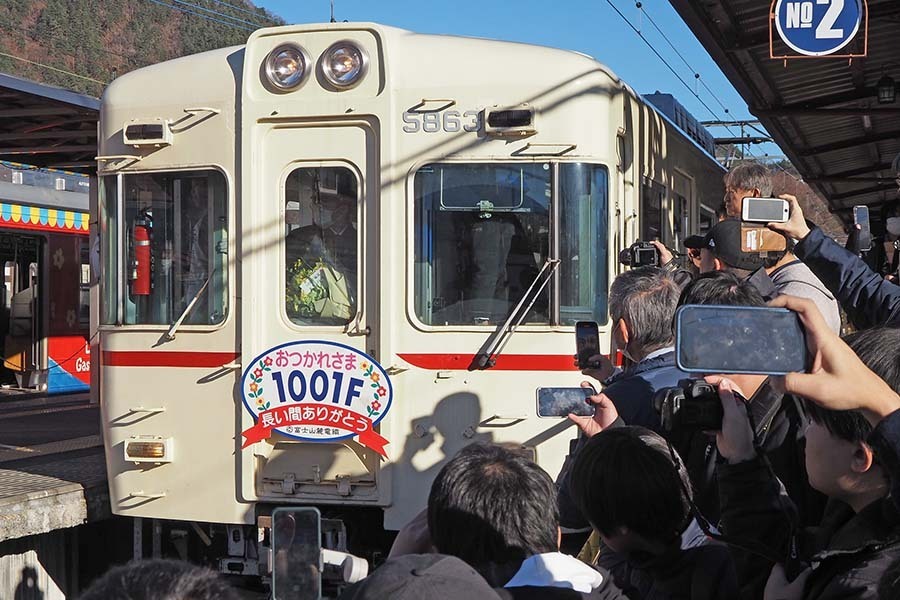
[
  {"left": 558, "top": 164, "right": 609, "bottom": 325},
  {"left": 413, "top": 162, "right": 608, "bottom": 327},
  {"left": 414, "top": 163, "right": 550, "bottom": 326},
  {"left": 100, "top": 170, "right": 228, "bottom": 326},
  {"left": 283, "top": 167, "right": 358, "bottom": 326}
]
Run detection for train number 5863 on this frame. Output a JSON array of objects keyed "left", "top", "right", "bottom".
[{"left": 402, "top": 110, "right": 481, "bottom": 133}]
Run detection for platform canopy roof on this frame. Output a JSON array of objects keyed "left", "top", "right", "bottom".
[
  {"left": 0, "top": 72, "right": 99, "bottom": 175},
  {"left": 670, "top": 0, "right": 900, "bottom": 222}
]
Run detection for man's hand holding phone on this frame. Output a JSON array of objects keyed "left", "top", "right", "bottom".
[
  {"left": 766, "top": 194, "right": 811, "bottom": 242},
  {"left": 568, "top": 383, "right": 620, "bottom": 437}
]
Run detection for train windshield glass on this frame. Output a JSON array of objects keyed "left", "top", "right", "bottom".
[
  {"left": 414, "top": 162, "right": 608, "bottom": 326},
  {"left": 100, "top": 170, "right": 228, "bottom": 326},
  {"left": 283, "top": 166, "right": 358, "bottom": 326}
]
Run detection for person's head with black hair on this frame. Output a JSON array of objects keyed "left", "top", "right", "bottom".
[
  {"left": 678, "top": 271, "right": 766, "bottom": 308},
  {"left": 678, "top": 271, "right": 770, "bottom": 398},
  {"left": 569, "top": 426, "right": 692, "bottom": 555},
  {"left": 80, "top": 559, "right": 239, "bottom": 600},
  {"left": 427, "top": 442, "right": 559, "bottom": 579},
  {"left": 803, "top": 328, "right": 899, "bottom": 510}
]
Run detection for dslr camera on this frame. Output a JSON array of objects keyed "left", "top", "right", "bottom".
[
  {"left": 618, "top": 241, "right": 660, "bottom": 268},
  {"left": 653, "top": 379, "right": 723, "bottom": 432}
]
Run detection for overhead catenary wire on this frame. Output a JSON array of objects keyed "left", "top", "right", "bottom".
[
  {"left": 0, "top": 50, "right": 107, "bottom": 86},
  {"left": 636, "top": 2, "right": 733, "bottom": 116},
  {"left": 604, "top": 0, "right": 766, "bottom": 161},
  {"left": 144, "top": 0, "right": 257, "bottom": 32},
  {"left": 169, "top": 0, "right": 271, "bottom": 29},
  {"left": 208, "top": 0, "right": 277, "bottom": 20},
  {"left": 0, "top": 18, "right": 141, "bottom": 66},
  {"left": 603, "top": 1, "right": 731, "bottom": 128}
]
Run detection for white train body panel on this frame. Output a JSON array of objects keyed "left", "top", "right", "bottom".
[{"left": 97, "top": 23, "right": 724, "bottom": 529}]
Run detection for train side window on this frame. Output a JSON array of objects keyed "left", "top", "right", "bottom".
[
  {"left": 558, "top": 164, "right": 609, "bottom": 325},
  {"left": 699, "top": 203, "right": 716, "bottom": 234},
  {"left": 100, "top": 170, "right": 228, "bottom": 326},
  {"left": 413, "top": 163, "right": 551, "bottom": 326},
  {"left": 641, "top": 179, "right": 665, "bottom": 241},
  {"left": 283, "top": 167, "right": 358, "bottom": 326}
]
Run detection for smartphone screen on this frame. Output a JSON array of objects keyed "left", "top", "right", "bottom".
[
  {"left": 854, "top": 205, "right": 872, "bottom": 252},
  {"left": 575, "top": 321, "right": 600, "bottom": 369},
  {"left": 537, "top": 387, "right": 595, "bottom": 417},
  {"left": 272, "top": 508, "right": 321, "bottom": 600},
  {"left": 742, "top": 197, "right": 789, "bottom": 223},
  {"left": 676, "top": 305, "right": 807, "bottom": 375}
]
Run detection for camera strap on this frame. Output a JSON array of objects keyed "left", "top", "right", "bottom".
[{"left": 665, "top": 439, "right": 786, "bottom": 566}]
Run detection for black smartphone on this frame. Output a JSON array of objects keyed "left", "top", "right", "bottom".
[
  {"left": 537, "top": 386, "right": 596, "bottom": 417},
  {"left": 575, "top": 321, "right": 600, "bottom": 369},
  {"left": 675, "top": 305, "right": 807, "bottom": 375},
  {"left": 272, "top": 507, "right": 321, "bottom": 600},
  {"left": 853, "top": 205, "right": 872, "bottom": 252}
]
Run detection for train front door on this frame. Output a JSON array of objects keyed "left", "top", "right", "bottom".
[
  {"left": 241, "top": 122, "right": 384, "bottom": 504},
  {"left": 0, "top": 233, "right": 44, "bottom": 391}
]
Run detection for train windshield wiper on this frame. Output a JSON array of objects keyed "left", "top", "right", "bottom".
[
  {"left": 164, "top": 276, "right": 211, "bottom": 340},
  {"left": 470, "top": 258, "right": 560, "bottom": 370}
]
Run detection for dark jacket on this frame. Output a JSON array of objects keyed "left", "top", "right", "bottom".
[
  {"left": 601, "top": 350, "right": 691, "bottom": 432},
  {"left": 557, "top": 353, "right": 690, "bottom": 530},
  {"left": 869, "top": 408, "right": 900, "bottom": 513},
  {"left": 597, "top": 539, "right": 738, "bottom": 600},
  {"left": 718, "top": 453, "right": 900, "bottom": 600},
  {"left": 683, "top": 381, "right": 825, "bottom": 525},
  {"left": 794, "top": 226, "right": 900, "bottom": 328}
]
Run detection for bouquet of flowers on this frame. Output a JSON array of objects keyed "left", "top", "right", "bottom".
[
  {"left": 285, "top": 257, "right": 353, "bottom": 323},
  {"left": 286, "top": 257, "right": 329, "bottom": 319}
]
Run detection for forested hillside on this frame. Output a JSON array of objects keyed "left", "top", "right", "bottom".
[{"left": 0, "top": 0, "right": 284, "bottom": 97}]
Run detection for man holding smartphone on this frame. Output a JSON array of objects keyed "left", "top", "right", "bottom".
[
  {"left": 560, "top": 268, "right": 692, "bottom": 534},
  {"left": 769, "top": 195, "right": 900, "bottom": 329}
]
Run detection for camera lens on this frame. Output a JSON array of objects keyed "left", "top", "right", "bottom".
[{"left": 618, "top": 248, "right": 633, "bottom": 265}]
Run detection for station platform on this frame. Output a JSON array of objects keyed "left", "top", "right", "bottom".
[{"left": 0, "top": 394, "right": 108, "bottom": 543}]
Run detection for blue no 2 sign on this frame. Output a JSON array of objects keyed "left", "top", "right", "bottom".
[{"left": 775, "top": 0, "right": 863, "bottom": 57}]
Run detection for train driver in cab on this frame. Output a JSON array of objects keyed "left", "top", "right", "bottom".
[{"left": 284, "top": 175, "right": 357, "bottom": 325}]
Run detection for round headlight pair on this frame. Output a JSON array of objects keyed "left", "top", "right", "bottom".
[{"left": 263, "top": 41, "right": 368, "bottom": 92}]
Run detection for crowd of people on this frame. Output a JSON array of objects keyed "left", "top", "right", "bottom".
[
  {"left": 340, "top": 161, "right": 900, "bottom": 600},
  {"left": 77, "top": 161, "right": 900, "bottom": 600}
]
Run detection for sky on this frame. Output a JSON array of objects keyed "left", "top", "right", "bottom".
[{"left": 255, "top": 0, "right": 783, "bottom": 158}]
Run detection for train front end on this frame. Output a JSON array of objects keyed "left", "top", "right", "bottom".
[{"left": 99, "top": 21, "right": 628, "bottom": 573}]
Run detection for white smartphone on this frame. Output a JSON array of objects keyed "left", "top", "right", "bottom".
[{"left": 741, "top": 197, "right": 790, "bottom": 223}]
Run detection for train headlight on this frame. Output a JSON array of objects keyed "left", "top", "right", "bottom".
[
  {"left": 320, "top": 41, "right": 367, "bottom": 89},
  {"left": 264, "top": 44, "right": 310, "bottom": 91}
]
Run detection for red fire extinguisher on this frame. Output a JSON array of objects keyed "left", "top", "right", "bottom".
[{"left": 131, "top": 217, "right": 151, "bottom": 296}]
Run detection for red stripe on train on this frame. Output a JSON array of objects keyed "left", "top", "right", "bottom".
[
  {"left": 102, "top": 351, "right": 239, "bottom": 367},
  {"left": 398, "top": 353, "right": 580, "bottom": 371}
]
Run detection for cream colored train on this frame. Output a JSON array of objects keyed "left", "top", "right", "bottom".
[{"left": 97, "top": 22, "right": 724, "bottom": 574}]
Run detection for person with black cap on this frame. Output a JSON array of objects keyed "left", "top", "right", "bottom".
[{"left": 700, "top": 219, "right": 841, "bottom": 332}]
